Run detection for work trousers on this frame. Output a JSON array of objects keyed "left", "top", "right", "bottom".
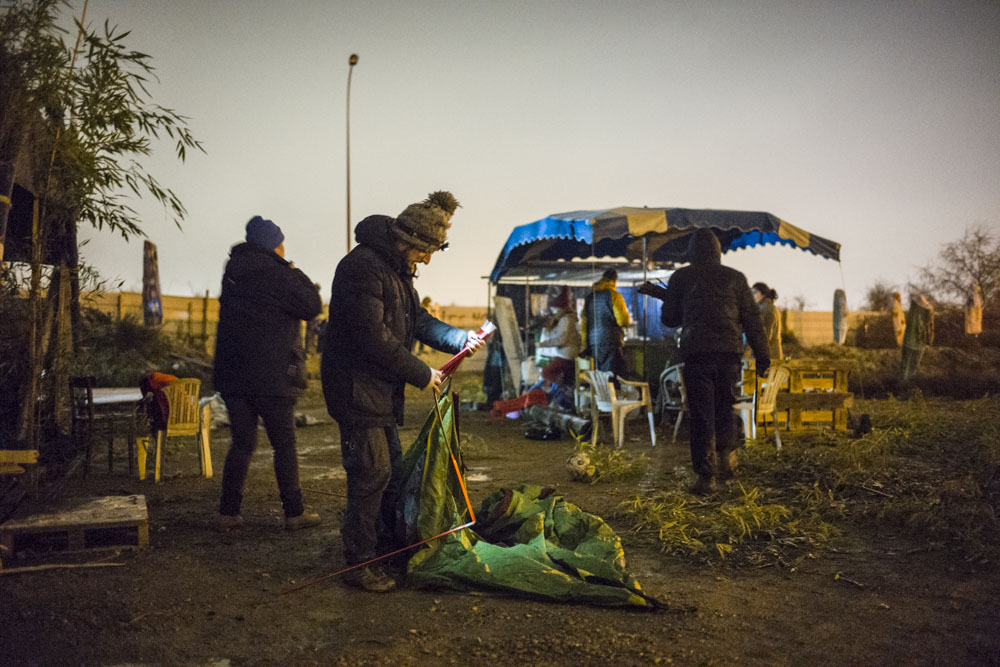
[
  {"left": 219, "top": 394, "right": 304, "bottom": 518},
  {"left": 339, "top": 424, "right": 404, "bottom": 566},
  {"left": 682, "top": 353, "right": 742, "bottom": 478}
]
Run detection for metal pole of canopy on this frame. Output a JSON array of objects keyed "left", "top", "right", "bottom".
[
  {"left": 642, "top": 237, "right": 648, "bottom": 381},
  {"left": 523, "top": 278, "right": 530, "bottom": 374},
  {"left": 486, "top": 278, "right": 492, "bottom": 320}
]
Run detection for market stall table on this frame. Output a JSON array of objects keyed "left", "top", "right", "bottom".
[{"left": 90, "top": 387, "right": 144, "bottom": 475}]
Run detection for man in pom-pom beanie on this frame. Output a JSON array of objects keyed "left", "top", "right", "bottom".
[
  {"left": 213, "top": 216, "right": 323, "bottom": 532},
  {"left": 321, "top": 191, "right": 485, "bottom": 592}
]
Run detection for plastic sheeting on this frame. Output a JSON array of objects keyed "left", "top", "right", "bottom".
[{"left": 399, "top": 394, "right": 659, "bottom": 608}]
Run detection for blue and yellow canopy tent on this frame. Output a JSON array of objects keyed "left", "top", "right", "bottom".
[
  {"left": 484, "top": 207, "right": 841, "bottom": 394},
  {"left": 489, "top": 206, "right": 841, "bottom": 283}
]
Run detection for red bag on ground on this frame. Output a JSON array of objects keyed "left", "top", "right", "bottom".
[{"left": 490, "top": 388, "right": 548, "bottom": 420}]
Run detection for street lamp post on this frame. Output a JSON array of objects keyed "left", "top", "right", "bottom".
[{"left": 346, "top": 53, "right": 358, "bottom": 252}]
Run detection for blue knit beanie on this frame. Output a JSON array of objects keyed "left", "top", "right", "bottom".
[{"left": 245, "top": 215, "right": 284, "bottom": 250}]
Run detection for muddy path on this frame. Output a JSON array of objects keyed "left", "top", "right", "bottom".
[{"left": 2, "top": 376, "right": 998, "bottom": 666}]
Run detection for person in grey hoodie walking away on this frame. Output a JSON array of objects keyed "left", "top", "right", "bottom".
[{"left": 213, "top": 216, "right": 324, "bottom": 532}]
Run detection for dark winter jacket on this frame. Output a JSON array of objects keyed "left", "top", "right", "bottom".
[
  {"left": 661, "top": 230, "right": 770, "bottom": 367},
  {"left": 213, "top": 242, "right": 322, "bottom": 397},
  {"left": 321, "top": 215, "right": 468, "bottom": 427}
]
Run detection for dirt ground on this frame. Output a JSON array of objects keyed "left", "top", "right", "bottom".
[{"left": 2, "top": 363, "right": 999, "bottom": 666}]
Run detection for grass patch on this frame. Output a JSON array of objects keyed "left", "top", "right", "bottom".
[
  {"left": 622, "top": 482, "right": 841, "bottom": 564},
  {"left": 567, "top": 438, "right": 649, "bottom": 484},
  {"left": 623, "top": 395, "right": 1000, "bottom": 566}
]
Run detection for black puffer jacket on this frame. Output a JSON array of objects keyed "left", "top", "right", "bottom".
[
  {"left": 213, "top": 243, "right": 322, "bottom": 397},
  {"left": 661, "top": 230, "right": 770, "bottom": 366},
  {"left": 321, "top": 215, "right": 468, "bottom": 427}
]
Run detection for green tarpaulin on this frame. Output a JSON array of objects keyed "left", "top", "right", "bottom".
[{"left": 398, "top": 394, "right": 659, "bottom": 608}]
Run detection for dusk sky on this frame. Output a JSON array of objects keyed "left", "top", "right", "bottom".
[{"left": 73, "top": 0, "right": 1000, "bottom": 311}]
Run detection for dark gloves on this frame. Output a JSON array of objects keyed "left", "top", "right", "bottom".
[
  {"left": 756, "top": 360, "right": 770, "bottom": 378},
  {"left": 637, "top": 281, "right": 669, "bottom": 301}
]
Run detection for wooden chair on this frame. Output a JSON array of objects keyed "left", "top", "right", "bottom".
[
  {"left": 70, "top": 376, "right": 136, "bottom": 476},
  {"left": 658, "top": 364, "right": 687, "bottom": 443},
  {"left": 755, "top": 365, "right": 791, "bottom": 450},
  {"left": 137, "top": 378, "right": 212, "bottom": 483},
  {"left": 585, "top": 370, "right": 656, "bottom": 448}
]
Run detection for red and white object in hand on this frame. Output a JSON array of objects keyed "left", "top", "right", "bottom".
[{"left": 439, "top": 321, "right": 496, "bottom": 379}]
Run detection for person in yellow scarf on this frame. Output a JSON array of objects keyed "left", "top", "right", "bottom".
[{"left": 580, "top": 269, "right": 630, "bottom": 378}]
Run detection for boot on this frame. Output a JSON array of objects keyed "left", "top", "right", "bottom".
[
  {"left": 285, "top": 510, "right": 321, "bottom": 531},
  {"left": 718, "top": 450, "right": 738, "bottom": 481},
  {"left": 690, "top": 475, "right": 718, "bottom": 496},
  {"left": 215, "top": 514, "right": 244, "bottom": 533},
  {"left": 344, "top": 565, "right": 397, "bottom": 593}
]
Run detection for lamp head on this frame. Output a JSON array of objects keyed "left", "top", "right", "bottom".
[{"left": 349, "top": 54, "right": 359, "bottom": 66}]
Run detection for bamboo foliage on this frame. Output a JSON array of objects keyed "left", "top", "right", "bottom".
[
  {"left": 1, "top": 0, "right": 203, "bottom": 239},
  {"left": 0, "top": 0, "right": 201, "bottom": 446}
]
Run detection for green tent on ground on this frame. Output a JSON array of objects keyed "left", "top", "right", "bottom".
[{"left": 398, "top": 393, "right": 661, "bottom": 609}]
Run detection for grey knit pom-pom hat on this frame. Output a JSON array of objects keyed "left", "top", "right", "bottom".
[{"left": 391, "top": 191, "right": 460, "bottom": 253}]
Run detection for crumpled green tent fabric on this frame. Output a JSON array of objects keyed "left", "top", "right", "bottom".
[{"left": 398, "top": 393, "right": 659, "bottom": 608}]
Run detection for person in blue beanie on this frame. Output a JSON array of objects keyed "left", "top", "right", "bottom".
[{"left": 213, "top": 216, "right": 323, "bottom": 532}]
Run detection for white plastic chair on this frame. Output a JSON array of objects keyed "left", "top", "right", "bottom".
[
  {"left": 732, "top": 360, "right": 758, "bottom": 442},
  {"left": 658, "top": 363, "right": 687, "bottom": 443},
  {"left": 573, "top": 357, "right": 595, "bottom": 414},
  {"left": 755, "top": 365, "right": 790, "bottom": 450},
  {"left": 586, "top": 370, "right": 656, "bottom": 448}
]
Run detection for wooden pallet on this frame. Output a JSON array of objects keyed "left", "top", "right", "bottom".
[
  {"left": 0, "top": 494, "right": 148, "bottom": 557},
  {"left": 0, "top": 449, "right": 38, "bottom": 478},
  {"left": 776, "top": 391, "right": 855, "bottom": 431}
]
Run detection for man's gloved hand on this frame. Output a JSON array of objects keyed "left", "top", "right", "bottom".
[
  {"left": 637, "top": 281, "right": 668, "bottom": 300},
  {"left": 756, "top": 361, "right": 770, "bottom": 378}
]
